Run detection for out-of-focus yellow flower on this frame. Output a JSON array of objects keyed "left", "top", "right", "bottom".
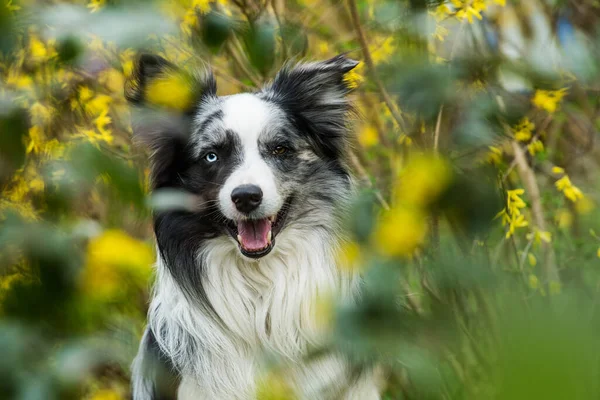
[
  {"left": 344, "top": 62, "right": 364, "bottom": 89},
  {"left": 486, "top": 146, "right": 503, "bottom": 165},
  {"left": 528, "top": 253, "right": 537, "bottom": 267},
  {"left": 85, "top": 94, "right": 112, "bottom": 116},
  {"left": 552, "top": 166, "right": 565, "bottom": 175},
  {"left": 370, "top": 37, "right": 395, "bottom": 64},
  {"left": 26, "top": 126, "right": 45, "bottom": 154},
  {"left": 81, "top": 230, "right": 153, "bottom": 300},
  {"left": 87, "top": 0, "right": 105, "bottom": 13},
  {"left": 90, "top": 388, "right": 123, "bottom": 400},
  {"left": 256, "top": 370, "right": 295, "bottom": 400},
  {"left": 597, "top": 248, "right": 600, "bottom": 258},
  {"left": 99, "top": 68, "right": 125, "bottom": 95},
  {"left": 394, "top": 155, "right": 452, "bottom": 207},
  {"left": 526, "top": 229, "right": 551, "bottom": 245},
  {"left": 528, "top": 274, "right": 539, "bottom": 290},
  {"left": 94, "top": 109, "right": 112, "bottom": 136},
  {"left": 497, "top": 188, "right": 529, "bottom": 238},
  {"left": 30, "top": 102, "right": 54, "bottom": 126},
  {"left": 575, "top": 196, "right": 594, "bottom": 214},
  {"left": 358, "top": 125, "right": 379, "bottom": 148},
  {"left": 145, "top": 71, "right": 195, "bottom": 111},
  {"left": 374, "top": 207, "right": 427, "bottom": 257},
  {"left": 532, "top": 88, "right": 568, "bottom": 113},
  {"left": 527, "top": 139, "right": 544, "bottom": 156},
  {"left": 336, "top": 241, "right": 361, "bottom": 272},
  {"left": 555, "top": 209, "right": 572, "bottom": 228},
  {"left": 513, "top": 117, "right": 534, "bottom": 142},
  {"left": 555, "top": 175, "right": 584, "bottom": 202}
]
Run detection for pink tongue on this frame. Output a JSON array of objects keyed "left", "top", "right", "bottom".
[{"left": 237, "top": 218, "right": 272, "bottom": 251}]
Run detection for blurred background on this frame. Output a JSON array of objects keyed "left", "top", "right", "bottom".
[{"left": 1, "top": 0, "right": 600, "bottom": 398}]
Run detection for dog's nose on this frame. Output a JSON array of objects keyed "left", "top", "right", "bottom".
[{"left": 231, "top": 184, "right": 263, "bottom": 213}]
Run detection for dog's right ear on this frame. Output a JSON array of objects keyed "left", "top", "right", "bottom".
[
  {"left": 125, "top": 53, "right": 216, "bottom": 114},
  {"left": 125, "top": 54, "right": 216, "bottom": 189}
]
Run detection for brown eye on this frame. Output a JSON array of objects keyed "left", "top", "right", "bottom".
[{"left": 272, "top": 146, "right": 288, "bottom": 156}]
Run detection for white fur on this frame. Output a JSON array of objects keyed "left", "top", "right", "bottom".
[
  {"left": 218, "top": 94, "right": 284, "bottom": 221},
  {"left": 146, "top": 222, "right": 379, "bottom": 399}
]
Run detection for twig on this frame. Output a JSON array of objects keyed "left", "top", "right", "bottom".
[
  {"left": 434, "top": 105, "right": 443, "bottom": 153},
  {"left": 347, "top": 0, "right": 408, "bottom": 135},
  {"left": 511, "top": 140, "right": 560, "bottom": 285},
  {"left": 348, "top": 151, "right": 390, "bottom": 211},
  {"left": 225, "top": 41, "right": 262, "bottom": 87}
]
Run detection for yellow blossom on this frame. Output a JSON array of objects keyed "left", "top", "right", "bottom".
[
  {"left": 358, "top": 125, "right": 379, "bottom": 148},
  {"left": 85, "top": 94, "right": 112, "bottom": 116},
  {"left": 528, "top": 253, "right": 537, "bottom": 267},
  {"left": 336, "top": 241, "right": 362, "bottom": 272},
  {"left": 81, "top": 230, "right": 153, "bottom": 300},
  {"left": 486, "top": 146, "right": 503, "bottom": 165},
  {"left": 90, "top": 388, "right": 123, "bottom": 400},
  {"left": 370, "top": 37, "right": 395, "bottom": 64},
  {"left": 526, "top": 229, "right": 552, "bottom": 245},
  {"left": 374, "top": 207, "right": 427, "bottom": 257},
  {"left": 145, "top": 71, "right": 195, "bottom": 111},
  {"left": 26, "top": 126, "right": 45, "bottom": 154},
  {"left": 394, "top": 155, "right": 452, "bottom": 207},
  {"left": 555, "top": 175, "right": 584, "bottom": 202},
  {"left": 94, "top": 109, "right": 112, "bottom": 136},
  {"left": 597, "top": 248, "right": 600, "bottom": 258},
  {"left": 30, "top": 102, "right": 54, "bottom": 126},
  {"left": 256, "top": 370, "right": 296, "bottom": 400},
  {"left": 513, "top": 117, "right": 534, "bottom": 142},
  {"left": 528, "top": 274, "right": 539, "bottom": 290},
  {"left": 87, "top": 0, "right": 106, "bottom": 13},
  {"left": 344, "top": 62, "right": 364, "bottom": 89},
  {"left": 555, "top": 209, "right": 572, "bottom": 228},
  {"left": 527, "top": 139, "right": 544, "bottom": 156},
  {"left": 532, "top": 88, "right": 568, "bottom": 113},
  {"left": 552, "top": 166, "right": 565, "bottom": 175}
]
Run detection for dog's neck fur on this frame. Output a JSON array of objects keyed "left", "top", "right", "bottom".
[{"left": 148, "top": 224, "right": 356, "bottom": 399}]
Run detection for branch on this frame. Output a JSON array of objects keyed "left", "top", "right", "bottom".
[
  {"left": 347, "top": 0, "right": 408, "bottom": 135},
  {"left": 511, "top": 140, "right": 560, "bottom": 285}
]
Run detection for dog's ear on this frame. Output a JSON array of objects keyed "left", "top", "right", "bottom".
[
  {"left": 125, "top": 53, "right": 216, "bottom": 114},
  {"left": 262, "top": 54, "right": 359, "bottom": 159},
  {"left": 125, "top": 54, "right": 216, "bottom": 189}
]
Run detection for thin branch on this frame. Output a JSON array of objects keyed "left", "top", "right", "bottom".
[
  {"left": 347, "top": 0, "right": 408, "bottom": 135},
  {"left": 511, "top": 140, "right": 561, "bottom": 285},
  {"left": 348, "top": 151, "right": 390, "bottom": 211}
]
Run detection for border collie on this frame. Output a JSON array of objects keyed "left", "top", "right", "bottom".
[{"left": 126, "top": 53, "right": 380, "bottom": 399}]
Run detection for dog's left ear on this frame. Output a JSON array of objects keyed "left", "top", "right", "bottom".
[{"left": 261, "top": 54, "right": 359, "bottom": 159}]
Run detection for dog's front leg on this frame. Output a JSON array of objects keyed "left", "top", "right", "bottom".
[{"left": 131, "top": 327, "right": 180, "bottom": 400}]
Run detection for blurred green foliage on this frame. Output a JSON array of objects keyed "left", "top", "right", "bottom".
[{"left": 1, "top": 0, "right": 600, "bottom": 399}]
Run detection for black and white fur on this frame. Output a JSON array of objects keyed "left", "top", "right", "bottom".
[{"left": 126, "top": 54, "right": 380, "bottom": 400}]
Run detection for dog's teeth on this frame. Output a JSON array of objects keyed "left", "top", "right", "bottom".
[
  {"left": 268, "top": 216, "right": 275, "bottom": 222},
  {"left": 237, "top": 235, "right": 242, "bottom": 243},
  {"left": 267, "top": 230, "right": 272, "bottom": 244}
]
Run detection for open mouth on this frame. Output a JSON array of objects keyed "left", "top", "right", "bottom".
[{"left": 225, "top": 198, "right": 292, "bottom": 259}]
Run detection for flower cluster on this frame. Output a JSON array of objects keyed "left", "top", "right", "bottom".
[
  {"left": 497, "top": 189, "right": 529, "bottom": 238},
  {"left": 553, "top": 167, "right": 584, "bottom": 202}
]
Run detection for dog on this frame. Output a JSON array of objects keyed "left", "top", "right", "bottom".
[{"left": 126, "top": 53, "right": 380, "bottom": 400}]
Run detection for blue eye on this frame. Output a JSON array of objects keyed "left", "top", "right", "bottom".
[{"left": 204, "top": 152, "right": 218, "bottom": 163}]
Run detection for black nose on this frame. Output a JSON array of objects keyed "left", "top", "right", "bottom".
[{"left": 231, "top": 184, "right": 263, "bottom": 214}]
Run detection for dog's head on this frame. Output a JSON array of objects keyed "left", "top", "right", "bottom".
[{"left": 126, "top": 54, "right": 358, "bottom": 260}]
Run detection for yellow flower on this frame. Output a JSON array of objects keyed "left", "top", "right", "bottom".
[
  {"left": 513, "top": 117, "right": 534, "bottom": 142},
  {"left": 256, "top": 370, "right": 296, "bottom": 400},
  {"left": 575, "top": 196, "right": 594, "bottom": 214},
  {"left": 555, "top": 175, "right": 584, "bottom": 202},
  {"left": 81, "top": 230, "right": 153, "bottom": 300},
  {"left": 597, "top": 248, "right": 600, "bottom": 258},
  {"left": 532, "top": 88, "right": 568, "bottom": 113},
  {"left": 358, "top": 125, "right": 379, "bottom": 148},
  {"left": 99, "top": 68, "right": 125, "bottom": 95},
  {"left": 85, "top": 94, "right": 112, "bottom": 116},
  {"left": 336, "top": 241, "right": 361, "bottom": 272},
  {"left": 370, "top": 37, "right": 395, "bottom": 64},
  {"left": 26, "top": 126, "right": 45, "bottom": 154},
  {"left": 94, "top": 109, "right": 112, "bottom": 136},
  {"left": 528, "top": 253, "right": 537, "bottom": 267},
  {"left": 527, "top": 139, "right": 544, "bottom": 156},
  {"left": 145, "top": 71, "right": 195, "bottom": 111},
  {"left": 555, "top": 209, "right": 572, "bottom": 228},
  {"left": 526, "top": 229, "right": 552, "bottom": 245},
  {"left": 394, "top": 155, "right": 452, "bottom": 207},
  {"left": 486, "top": 146, "right": 503, "bottom": 165},
  {"left": 87, "top": 0, "right": 106, "bottom": 13},
  {"left": 552, "top": 166, "right": 565, "bottom": 175},
  {"left": 344, "top": 62, "right": 364, "bottom": 89},
  {"left": 374, "top": 207, "right": 427, "bottom": 257},
  {"left": 528, "top": 274, "right": 539, "bottom": 290},
  {"left": 30, "top": 102, "right": 54, "bottom": 126},
  {"left": 90, "top": 388, "right": 123, "bottom": 400}
]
